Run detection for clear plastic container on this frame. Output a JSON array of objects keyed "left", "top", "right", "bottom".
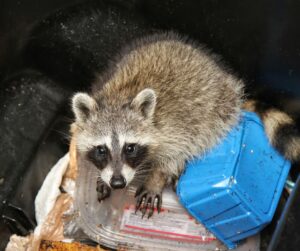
[{"left": 74, "top": 158, "right": 260, "bottom": 251}]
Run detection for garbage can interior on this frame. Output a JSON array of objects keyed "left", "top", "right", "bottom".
[{"left": 0, "top": 1, "right": 300, "bottom": 250}]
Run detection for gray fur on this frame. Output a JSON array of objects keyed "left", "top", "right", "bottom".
[{"left": 72, "top": 32, "right": 244, "bottom": 201}]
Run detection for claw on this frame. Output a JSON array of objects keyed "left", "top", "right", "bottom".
[
  {"left": 156, "top": 195, "right": 162, "bottom": 213},
  {"left": 141, "top": 196, "right": 152, "bottom": 218},
  {"left": 141, "top": 206, "right": 147, "bottom": 218},
  {"left": 135, "top": 186, "right": 162, "bottom": 219},
  {"left": 135, "top": 193, "right": 145, "bottom": 213},
  {"left": 147, "top": 198, "right": 156, "bottom": 219}
]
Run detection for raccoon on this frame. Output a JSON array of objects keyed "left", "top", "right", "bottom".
[{"left": 72, "top": 33, "right": 300, "bottom": 218}]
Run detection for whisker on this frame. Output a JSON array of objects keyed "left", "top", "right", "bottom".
[
  {"left": 135, "top": 170, "right": 151, "bottom": 176},
  {"left": 53, "top": 129, "right": 72, "bottom": 141},
  {"left": 132, "top": 174, "right": 149, "bottom": 181}
]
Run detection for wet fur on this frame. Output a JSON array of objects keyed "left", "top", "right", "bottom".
[
  {"left": 92, "top": 32, "right": 243, "bottom": 174},
  {"left": 72, "top": 32, "right": 300, "bottom": 217}
]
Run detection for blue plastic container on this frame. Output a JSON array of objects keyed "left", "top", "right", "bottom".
[{"left": 177, "top": 111, "right": 291, "bottom": 249}]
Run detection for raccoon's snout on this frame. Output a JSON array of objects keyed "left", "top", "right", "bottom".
[{"left": 110, "top": 175, "right": 126, "bottom": 189}]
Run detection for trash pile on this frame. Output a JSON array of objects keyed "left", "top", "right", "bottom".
[{"left": 5, "top": 124, "right": 260, "bottom": 251}]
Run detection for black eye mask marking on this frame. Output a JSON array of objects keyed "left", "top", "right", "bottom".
[
  {"left": 87, "top": 145, "right": 111, "bottom": 170},
  {"left": 125, "top": 144, "right": 137, "bottom": 154},
  {"left": 122, "top": 143, "right": 149, "bottom": 168}
]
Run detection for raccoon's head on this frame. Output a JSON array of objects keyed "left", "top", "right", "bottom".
[{"left": 72, "top": 88, "right": 157, "bottom": 189}]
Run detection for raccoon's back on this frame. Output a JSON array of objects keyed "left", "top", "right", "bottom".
[{"left": 96, "top": 34, "right": 243, "bottom": 134}]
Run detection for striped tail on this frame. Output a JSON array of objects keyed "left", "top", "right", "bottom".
[{"left": 243, "top": 100, "right": 300, "bottom": 162}]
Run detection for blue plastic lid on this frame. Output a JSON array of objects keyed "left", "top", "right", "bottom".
[{"left": 177, "top": 111, "right": 291, "bottom": 249}]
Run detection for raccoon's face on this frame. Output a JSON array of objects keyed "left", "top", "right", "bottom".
[{"left": 72, "top": 88, "right": 157, "bottom": 189}]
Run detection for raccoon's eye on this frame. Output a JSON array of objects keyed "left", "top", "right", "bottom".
[
  {"left": 125, "top": 144, "right": 136, "bottom": 154},
  {"left": 95, "top": 145, "right": 107, "bottom": 156}
]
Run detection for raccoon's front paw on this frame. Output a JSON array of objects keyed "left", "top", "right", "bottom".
[
  {"left": 96, "top": 181, "right": 111, "bottom": 202},
  {"left": 135, "top": 186, "right": 162, "bottom": 219}
]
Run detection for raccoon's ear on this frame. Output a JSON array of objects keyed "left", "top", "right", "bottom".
[
  {"left": 72, "top": 93, "right": 97, "bottom": 123},
  {"left": 131, "top": 88, "right": 157, "bottom": 119}
]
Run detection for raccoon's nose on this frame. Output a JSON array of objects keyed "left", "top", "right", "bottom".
[{"left": 110, "top": 175, "right": 126, "bottom": 189}]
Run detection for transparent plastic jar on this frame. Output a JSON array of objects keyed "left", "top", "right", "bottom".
[{"left": 74, "top": 157, "right": 260, "bottom": 251}]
